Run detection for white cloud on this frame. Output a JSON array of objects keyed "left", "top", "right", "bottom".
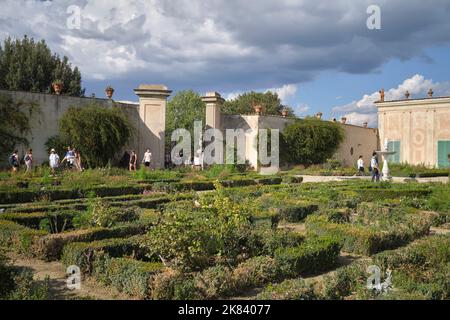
[
  {"left": 332, "top": 74, "right": 450, "bottom": 127},
  {"left": 295, "top": 103, "right": 310, "bottom": 116},
  {"left": 2, "top": 0, "right": 450, "bottom": 92},
  {"left": 265, "top": 84, "right": 297, "bottom": 103}
]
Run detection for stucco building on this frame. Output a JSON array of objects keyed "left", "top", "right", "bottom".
[{"left": 376, "top": 93, "right": 450, "bottom": 168}]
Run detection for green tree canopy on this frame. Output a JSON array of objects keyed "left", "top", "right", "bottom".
[
  {"left": 58, "top": 103, "right": 133, "bottom": 167},
  {"left": 166, "top": 90, "right": 205, "bottom": 149},
  {"left": 0, "top": 93, "right": 39, "bottom": 160},
  {"left": 0, "top": 35, "right": 84, "bottom": 96},
  {"left": 223, "top": 91, "right": 294, "bottom": 116},
  {"left": 281, "top": 118, "right": 344, "bottom": 165}
]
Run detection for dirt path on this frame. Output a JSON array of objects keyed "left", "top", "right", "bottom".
[{"left": 7, "top": 254, "right": 132, "bottom": 300}]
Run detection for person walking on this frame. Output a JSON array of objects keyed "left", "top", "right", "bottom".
[
  {"left": 73, "top": 149, "right": 82, "bottom": 172},
  {"left": 9, "top": 150, "right": 20, "bottom": 173},
  {"left": 24, "top": 149, "right": 33, "bottom": 173},
  {"left": 142, "top": 148, "right": 152, "bottom": 169},
  {"left": 357, "top": 155, "right": 364, "bottom": 176},
  {"left": 49, "top": 149, "right": 60, "bottom": 175},
  {"left": 129, "top": 150, "right": 137, "bottom": 171},
  {"left": 61, "top": 146, "right": 75, "bottom": 170},
  {"left": 370, "top": 152, "right": 380, "bottom": 182}
]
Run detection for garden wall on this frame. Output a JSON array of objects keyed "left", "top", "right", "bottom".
[{"left": 0, "top": 89, "right": 139, "bottom": 167}]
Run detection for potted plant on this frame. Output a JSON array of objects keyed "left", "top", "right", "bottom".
[
  {"left": 105, "top": 85, "right": 115, "bottom": 99},
  {"left": 52, "top": 80, "right": 63, "bottom": 95}
]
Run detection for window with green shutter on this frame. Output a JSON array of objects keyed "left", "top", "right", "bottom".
[
  {"left": 387, "top": 140, "right": 401, "bottom": 163},
  {"left": 437, "top": 141, "right": 450, "bottom": 168}
]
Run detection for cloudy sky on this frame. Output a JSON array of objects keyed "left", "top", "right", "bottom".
[{"left": 1, "top": 0, "right": 450, "bottom": 127}]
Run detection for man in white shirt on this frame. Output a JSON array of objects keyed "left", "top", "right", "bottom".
[
  {"left": 142, "top": 149, "right": 152, "bottom": 168},
  {"left": 370, "top": 152, "right": 380, "bottom": 182},
  {"left": 49, "top": 149, "right": 60, "bottom": 174}
]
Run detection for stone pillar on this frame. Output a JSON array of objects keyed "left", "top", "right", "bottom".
[
  {"left": 202, "top": 92, "right": 224, "bottom": 130},
  {"left": 134, "top": 84, "right": 172, "bottom": 169}
]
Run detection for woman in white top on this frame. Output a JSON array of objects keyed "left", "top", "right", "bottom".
[
  {"left": 142, "top": 149, "right": 152, "bottom": 168},
  {"left": 357, "top": 156, "right": 364, "bottom": 175},
  {"left": 49, "top": 149, "right": 60, "bottom": 175}
]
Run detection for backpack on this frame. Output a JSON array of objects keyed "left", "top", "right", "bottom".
[{"left": 9, "top": 154, "right": 18, "bottom": 165}]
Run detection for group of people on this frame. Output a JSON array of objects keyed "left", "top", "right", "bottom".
[
  {"left": 357, "top": 152, "right": 381, "bottom": 182},
  {"left": 120, "top": 149, "right": 153, "bottom": 171},
  {"left": 49, "top": 146, "right": 83, "bottom": 174},
  {"left": 9, "top": 149, "right": 33, "bottom": 173},
  {"left": 9, "top": 146, "right": 83, "bottom": 174}
]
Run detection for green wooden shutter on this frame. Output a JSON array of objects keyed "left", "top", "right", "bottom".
[
  {"left": 437, "top": 141, "right": 450, "bottom": 168},
  {"left": 387, "top": 140, "right": 401, "bottom": 164}
]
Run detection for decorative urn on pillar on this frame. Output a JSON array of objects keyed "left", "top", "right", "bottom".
[
  {"left": 52, "top": 80, "right": 63, "bottom": 95},
  {"left": 105, "top": 85, "right": 115, "bottom": 99},
  {"left": 281, "top": 108, "right": 289, "bottom": 117},
  {"left": 253, "top": 103, "right": 263, "bottom": 115}
]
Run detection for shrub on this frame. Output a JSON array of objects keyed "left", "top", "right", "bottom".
[
  {"left": 278, "top": 202, "right": 319, "bottom": 222},
  {"left": 193, "top": 265, "right": 234, "bottom": 299},
  {"left": 59, "top": 104, "right": 133, "bottom": 168},
  {"left": 280, "top": 119, "right": 344, "bottom": 165},
  {"left": 257, "top": 278, "right": 318, "bottom": 300},
  {"left": 33, "top": 222, "right": 146, "bottom": 261},
  {"left": 246, "top": 228, "right": 305, "bottom": 256},
  {"left": 92, "top": 255, "right": 163, "bottom": 299},
  {"left": 150, "top": 268, "right": 188, "bottom": 300},
  {"left": 0, "top": 221, "right": 48, "bottom": 255},
  {"left": 61, "top": 236, "right": 147, "bottom": 274},
  {"left": 274, "top": 236, "right": 341, "bottom": 276},
  {"left": 282, "top": 176, "right": 303, "bottom": 184},
  {"left": 231, "top": 256, "right": 283, "bottom": 293}
]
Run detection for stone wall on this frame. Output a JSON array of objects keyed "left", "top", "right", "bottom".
[{"left": 0, "top": 89, "right": 140, "bottom": 167}]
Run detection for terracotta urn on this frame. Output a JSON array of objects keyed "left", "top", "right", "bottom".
[
  {"left": 105, "top": 86, "right": 115, "bottom": 99},
  {"left": 253, "top": 104, "right": 263, "bottom": 115},
  {"left": 52, "top": 81, "right": 63, "bottom": 95}
]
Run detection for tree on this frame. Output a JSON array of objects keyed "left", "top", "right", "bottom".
[
  {"left": 0, "top": 35, "right": 85, "bottom": 96},
  {"left": 223, "top": 91, "right": 294, "bottom": 116},
  {"left": 0, "top": 93, "right": 39, "bottom": 161},
  {"left": 166, "top": 90, "right": 205, "bottom": 149},
  {"left": 58, "top": 103, "right": 133, "bottom": 167},
  {"left": 281, "top": 118, "right": 344, "bottom": 165}
]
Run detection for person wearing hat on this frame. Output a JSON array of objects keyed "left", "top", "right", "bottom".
[{"left": 49, "top": 148, "right": 60, "bottom": 175}]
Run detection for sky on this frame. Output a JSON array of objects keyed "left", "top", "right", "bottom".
[{"left": 1, "top": 0, "right": 450, "bottom": 127}]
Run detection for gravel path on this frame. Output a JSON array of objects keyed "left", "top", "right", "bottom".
[{"left": 7, "top": 254, "right": 131, "bottom": 300}]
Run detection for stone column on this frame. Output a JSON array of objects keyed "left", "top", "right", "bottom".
[
  {"left": 202, "top": 92, "right": 224, "bottom": 130},
  {"left": 134, "top": 84, "right": 172, "bottom": 169}
]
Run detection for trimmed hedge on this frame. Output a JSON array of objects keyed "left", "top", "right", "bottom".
[
  {"left": 92, "top": 255, "right": 164, "bottom": 299},
  {"left": 305, "top": 214, "right": 431, "bottom": 255},
  {"left": 32, "top": 223, "right": 147, "bottom": 261},
  {"left": 0, "top": 211, "right": 77, "bottom": 230},
  {"left": 274, "top": 236, "right": 341, "bottom": 276},
  {"left": 61, "top": 236, "right": 148, "bottom": 273},
  {"left": 278, "top": 202, "right": 319, "bottom": 222},
  {"left": 0, "top": 220, "right": 48, "bottom": 255},
  {"left": 357, "top": 188, "right": 431, "bottom": 202}
]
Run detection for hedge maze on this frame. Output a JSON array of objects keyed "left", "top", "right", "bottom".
[{"left": 0, "top": 171, "right": 448, "bottom": 300}]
